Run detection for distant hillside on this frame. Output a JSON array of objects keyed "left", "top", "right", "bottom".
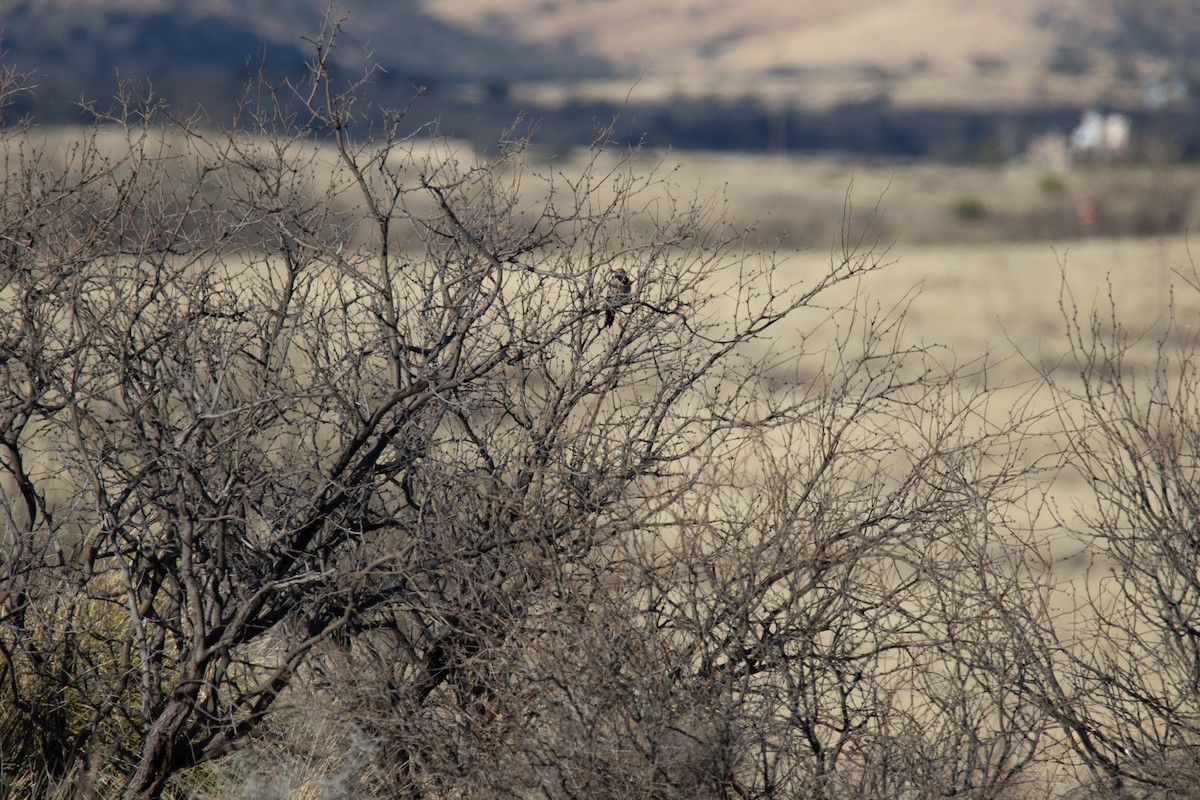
[
  {"left": 427, "top": 0, "right": 1200, "bottom": 112},
  {"left": 3, "top": 0, "right": 1199, "bottom": 156},
  {"left": 0, "top": 0, "right": 610, "bottom": 122}
]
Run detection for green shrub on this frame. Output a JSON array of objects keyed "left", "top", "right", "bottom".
[
  {"left": 949, "top": 194, "right": 987, "bottom": 220},
  {"left": 1038, "top": 172, "right": 1067, "bottom": 194}
]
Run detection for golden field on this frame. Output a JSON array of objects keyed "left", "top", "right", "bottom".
[
  {"left": 635, "top": 149, "right": 1200, "bottom": 580},
  {"left": 6, "top": 118, "right": 1198, "bottom": 795},
  {"left": 574, "top": 147, "right": 1200, "bottom": 380},
  {"left": 15, "top": 126, "right": 1197, "bottom": 585},
  {"left": 648, "top": 150, "right": 1200, "bottom": 246}
]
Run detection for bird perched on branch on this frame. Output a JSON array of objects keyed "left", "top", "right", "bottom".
[{"left": 603, "top": 266, "right": 633, "bottom": 328}]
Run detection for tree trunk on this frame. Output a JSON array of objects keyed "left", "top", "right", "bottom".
[{"left": 122, "top": 698, "right": 194, "bottom": 800}]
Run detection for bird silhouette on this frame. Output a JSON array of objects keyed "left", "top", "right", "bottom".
[{"left": 603, "top": 266, "right": 632, "bottom": 328}]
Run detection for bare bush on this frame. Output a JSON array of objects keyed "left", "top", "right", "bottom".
[
  {"left": 0, "top": 12, "right": 1064, "bottom": 800},
  {"left": 1050, "top": 266, "right": 1200, "bottom": 793},
  {"left": 955, "top": 258, "right": 1200, "bottom": 798}
]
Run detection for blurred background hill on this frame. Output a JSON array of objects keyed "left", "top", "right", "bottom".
[
  {"left": 4, "top": 0, "right": 1200, "bottom": 156},
  {"left": 8, "top": 0, "right": 1200, "bottom": 246},
  {"left": 7, "top": 0, "right": 1200, "bottom": 160},
  {"left": 0, "top": 0, "right": 608, "bottom": 121},
  {"left": 426, "top": 0, "right": 1193, "bottom": 109}
]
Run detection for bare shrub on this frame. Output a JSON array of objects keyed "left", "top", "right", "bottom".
[
  {"left": 0, "top": 12, "right": 1057, "bottom": 800},
  {"left": 1049, "top": 264, "right": 1200, "bottom": 792},
  {"left": 959, "top": 257, "right": 1200, "bottom": 798}
]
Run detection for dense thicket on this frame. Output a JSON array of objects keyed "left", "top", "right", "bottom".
[{"left": 2, "top": 15, "right": 1200, "bottom": 800}]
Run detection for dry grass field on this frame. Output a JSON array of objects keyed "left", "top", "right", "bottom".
[
  {"left": 634, "top": 150, "right": 1200, "bottom": 246},
  {"left": 779, "top": 234, "right": 1193, "bottom": 379},
  {"left": 636, "top": 149, "right": 1200, "bottom": 592},
  {"left": 7, "top": 115, "right": 1200, "bottom": 794},
  {"left": 537, "top": 145, "right": 1199, "bottom": 379}
]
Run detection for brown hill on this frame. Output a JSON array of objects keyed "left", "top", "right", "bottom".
[
  {"left": 425, "top": 0, "right": 1197, "bottom": 111},
  {"left": 0, "top": 0, "right": 610, "bottom": 121},
  {"left": 4, "top": 0, "right": 1198, "bottom": 152}
]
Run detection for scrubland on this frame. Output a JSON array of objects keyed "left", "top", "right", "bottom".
[{"left": 5, "top": 38, "right": 1200, "bottom": 799}]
